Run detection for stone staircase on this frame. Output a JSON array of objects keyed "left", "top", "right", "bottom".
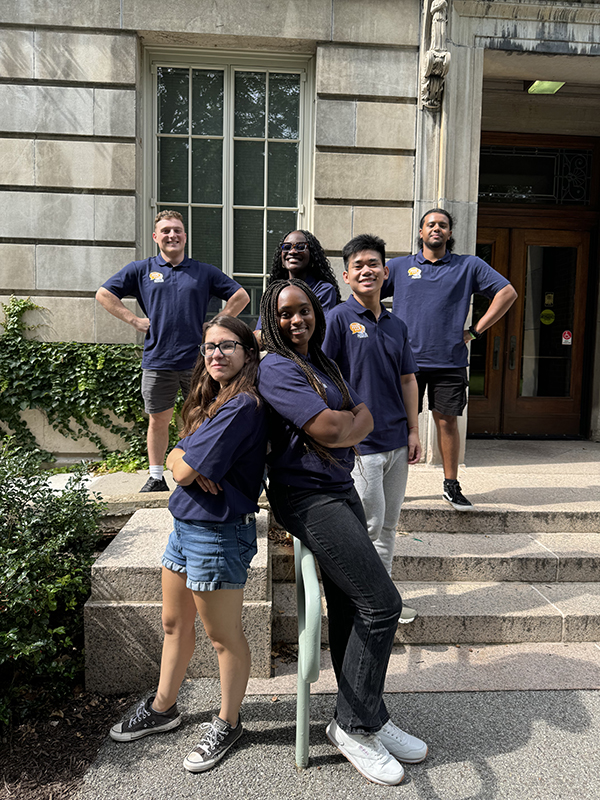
[
  {"left": 84, "top": 499, "right": 600, "bottom": 695},
  {"left": 85, "top": 508, "right": 272, "bottom": 694},
  {"left": 271, "top": 506, "right": 600, "bottom": 648}
]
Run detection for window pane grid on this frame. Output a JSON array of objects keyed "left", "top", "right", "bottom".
[{"left": 155, "top": 60, "right": 305, "bottom": 317}]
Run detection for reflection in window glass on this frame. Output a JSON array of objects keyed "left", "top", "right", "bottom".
[
  {"left": 234, "top": 210, "right": 264, "bottom": 274},
  {"left": 269, "top": 74, "right": 300, "bottom": 139},
  {"left": 234, "top": 141, "right": 265, "bottom": 207},
  {"left": 268, "top": 142, "right": 298, "bottom": 207},
  {"left": 520, "top": 246, "right": 575, "bottom": 398},
  {"left": 468, "top": 244, "right": 492, "bottom": 397},
  {"left": 192, "top": 70, "right": 223, "bottom": 136},
  {"left": 235, "top": 72, "right": 266, "bottom": 137},
  {"left": 236, "top": 276, "right": 264, "bottom": 328},
  {"left": 191, "top": 207, "right": 222, "bottom": 270},
  {"left": 155, "top": 61, "right": 304, "bottom": 314},
  {"left": 157, "top": 67, "right": 189, "bottom": 134},
  {"left": 192, "top": 139, "right": 222, "bottom": 205},
  {"left": 158, "top": 138, "right": 188, "bottom": 203}
]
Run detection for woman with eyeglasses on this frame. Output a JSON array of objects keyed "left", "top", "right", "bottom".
[
  {"left": 254, "top": 229, "right": 341, "bottom": 341},
  {"left": 109, "top": 315, "right": 267, "bottom": 774}
]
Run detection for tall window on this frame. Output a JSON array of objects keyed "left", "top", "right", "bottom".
[{"left": 149, "top": 53, "right": 312, "bottom": 324}]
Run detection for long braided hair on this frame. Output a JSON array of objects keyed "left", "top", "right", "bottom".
[
  {"left": 268, "top": 230, "right": 342, "bottom": 303},
  {"left": 260, "top": 279, "right": 355, "bottom": 464}
]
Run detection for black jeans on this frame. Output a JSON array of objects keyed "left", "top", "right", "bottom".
[{"left": 267, "top": 481, "right": 402, "bottom": 734}]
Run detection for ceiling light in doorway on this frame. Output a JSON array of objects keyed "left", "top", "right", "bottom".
[{"left": 527, "top": 81, "right": 565, "bottom": 95}]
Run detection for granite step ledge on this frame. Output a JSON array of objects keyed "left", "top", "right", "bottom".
[
  {"left": 272, "top": 532, "right": 600, "bottom": 584},
  {"left": 272, "top": 580, "right": 600, "bottom": 646},
  {"left": 398, "top": 506, "right": 600, "bottom": 534},
  {"left": 85, "top": 508, "right": 272, "bottom": 694}
]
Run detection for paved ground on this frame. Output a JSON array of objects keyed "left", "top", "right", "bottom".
[
  {"left": 50, "top": 439, "right": 600, "bottom": 515},
  {"left": 77, "top": 680, "right": 600, "bottom": 800},
  {"left": 69, "top": 440, "right": 600, "bottom": 798}
]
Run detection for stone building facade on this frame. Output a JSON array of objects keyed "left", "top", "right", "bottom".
[{"left": 1, "top": 0, "right": 599, "bottom": 457}]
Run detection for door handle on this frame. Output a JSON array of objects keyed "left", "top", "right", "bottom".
[
  {"left": 509, "top": 335, "right": 517, "bottom": 370},
  {"left": 493, "top": 336, "right": 500, "bottom": 370}
]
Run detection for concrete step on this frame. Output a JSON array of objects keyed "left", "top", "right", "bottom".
[
  {"left": 272, "top": 580, "right": 600, "bottom": 645},
  {"left": 272, "top": 532, "right": 600, "bottom": 583},
  {"left": 397, "top": 506, "right": 600, "bottom": 534},
  {"left": 84, "top": 508, "right": 272, "bottom": 694}
]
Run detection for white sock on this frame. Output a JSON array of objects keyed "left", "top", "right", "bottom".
[{"left": 149, "top": 465, "right": 164, "bottom": 480}]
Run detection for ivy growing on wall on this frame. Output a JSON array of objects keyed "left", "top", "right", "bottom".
[{"left": 0, "top": 296, "right": 148, "bottom": 464}]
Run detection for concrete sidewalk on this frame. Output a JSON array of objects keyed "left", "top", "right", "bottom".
[
  {"left": 76, "top": 679, "right": 600, "bottom": 800},
  {"left": 51, "top": 439, "right": 600, "bottom": 515}
]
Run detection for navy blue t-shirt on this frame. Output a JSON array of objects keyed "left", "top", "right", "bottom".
[
  {"left": 255, "top": 274, "right": 338, "bottom": 331},
  {"left": 322, "top": 295, "right": 417, "bottom": 455},
  {"left": 167, "top": 393, "right": 267, "bottom": 523},
  {"left": 102, "top": 255, "right": 241, "bottom": 370},
  {"left": 381, "top": 251, "right": 509, "bottom": 369},
  {"left": 257, "top": 352, "right": 362, "bottom": 491}
]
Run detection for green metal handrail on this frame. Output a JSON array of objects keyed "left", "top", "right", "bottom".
[{"left": 293, "top": 536, "right": 322, "bottom": 770}]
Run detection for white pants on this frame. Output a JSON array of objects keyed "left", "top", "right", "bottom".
[{"left": 352, "top": 447, "right": 409, "bottom": 577}]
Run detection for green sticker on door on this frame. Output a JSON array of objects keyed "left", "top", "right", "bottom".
[{"left": 540, "top": 309, "right": 555, "bottom": 325}]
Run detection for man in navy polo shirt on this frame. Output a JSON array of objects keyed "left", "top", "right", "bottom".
[
  {"left": 96, "top": 210, "right": 249, "bottom": 492},
  {"left": 382, "top": 208, "right": 517, "bottom": 510},
  {"left": 323, "top": 233, "right": 420, "bottom": 623}
]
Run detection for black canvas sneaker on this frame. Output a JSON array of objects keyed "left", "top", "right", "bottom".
[
  {"left": 442, "top": 479, "right": 474, "bottom": 511},
  {"left": 110, "top": 695, "right": 181, "bottom": 741},
  {"left": 184, "top": 715, "right": 243, "bottom": 772}
]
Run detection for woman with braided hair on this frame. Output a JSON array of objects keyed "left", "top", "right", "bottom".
[
  {"left": 257, "top": 279, "right": 428, "bottom": 786},
  {"left": 254, "top": 230, "right": 340, "bottom": 341}
]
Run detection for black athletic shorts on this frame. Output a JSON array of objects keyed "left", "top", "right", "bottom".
[{"left": 416, "top": 368, "right": 468, "bottom": 416}]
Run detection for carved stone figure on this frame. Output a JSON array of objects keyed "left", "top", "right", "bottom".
[{"left": 421, "top": 0, "right": 451, "bottom": 111}]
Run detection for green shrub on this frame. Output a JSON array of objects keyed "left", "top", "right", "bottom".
[
  {"left": 0, "top": 442, "right": 104, "bottom": 727},
  {"left": 0, "top": 296, "right": 147, "bottom": 464}
]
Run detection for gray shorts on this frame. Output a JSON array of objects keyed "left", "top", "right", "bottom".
[{"left": 141, "top": 369, "right": 193, "bottom": 414}]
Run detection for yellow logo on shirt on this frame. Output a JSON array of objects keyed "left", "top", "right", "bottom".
[
  {"left": 408, "top": 267, "right": 422, "bottom": 280},
  {"left": 149, "top": 271, "right": 164, "bottom": 283},
  {"left": 349, "top": 322, "right": 368, "bottom": 339}
]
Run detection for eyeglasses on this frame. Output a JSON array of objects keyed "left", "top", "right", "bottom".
[
  {"left": 281, "top": 242, "right": 309, "bottom": 252},
  {"left": 200, "top": 340, "right": 246, "bottom": 357}
]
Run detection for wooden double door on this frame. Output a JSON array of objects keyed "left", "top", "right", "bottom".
[{"left": 467, "top": 226, "right": 589, "bottom": 436}]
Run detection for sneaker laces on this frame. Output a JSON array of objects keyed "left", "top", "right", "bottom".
[
  {"left": 353, "top": 732, "right": 390, "bottom": 762},
  {"left": 195, "top": 722, "right": 225, "bottom": 755},
  {"left": 128, "top": 699, "right": 151, "bottom": 728}
]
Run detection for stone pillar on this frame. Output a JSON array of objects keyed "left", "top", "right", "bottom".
[{"left": 412, "top": 2, "right": 485, "bottom": 466}]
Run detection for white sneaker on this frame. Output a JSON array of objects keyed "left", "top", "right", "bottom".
[
  {"left": 377, "top": 719, "right": 428, "bottom": 763},
  {"left": 326, "top": 719, "right": 404, "bottom": 785}
]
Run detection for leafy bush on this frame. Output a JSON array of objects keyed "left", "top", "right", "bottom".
[
  {"left": 0, "top": 296, "right": 147, "bottom": 464},
  {"left": 0, "top": 442, "right": 104, "bottom": 727},
  {"left": 0, "top": 296, "right": 185, "bottom": 471}
]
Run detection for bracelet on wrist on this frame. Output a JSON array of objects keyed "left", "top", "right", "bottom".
[{"left": 469, "top": 324, "right": 483, "bottom": 340}]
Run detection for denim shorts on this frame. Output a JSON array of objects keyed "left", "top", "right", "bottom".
[{"left": 162, "top": 514, "right": 257, "bottom": 591}]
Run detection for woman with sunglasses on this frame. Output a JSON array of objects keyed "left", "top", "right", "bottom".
[
  {"left": 257, "top": 280, "right": 428, "bottom": 786},
  {"left": 254, "top": 229, "right": 341, "bottom": 340},
  {"left": 109, "top": 315, "right": 267, "bottom": 774}
]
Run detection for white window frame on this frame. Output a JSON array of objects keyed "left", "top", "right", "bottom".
[{"left": 142, "top": 47, "right": 315, "bottom": 292}]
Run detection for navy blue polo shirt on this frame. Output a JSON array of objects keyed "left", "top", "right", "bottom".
[
  {"left": 381, "top": 251, "right": 509, "bottom": 369},
  {"left": 322, "top": 295, "right": 417, "bottom": 455},
  {"left": 168, "top": 393, "right": 267, "bottom": 523},
  {"left": 257, "top": 352, "right": 362, "bottom": 490},
  {"left": 255, "top": 274, "right": 338, "bottom": 331},
  {"left": 102, "top": 255, "right": 241, "bottom": 370}
]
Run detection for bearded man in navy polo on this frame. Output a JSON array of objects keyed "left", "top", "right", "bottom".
[
  {"left": 382, "top": 209, "right": 517, "bottom": 510},
  {"left": 96, "top": 210, "right": 249, "bottom": 492}
]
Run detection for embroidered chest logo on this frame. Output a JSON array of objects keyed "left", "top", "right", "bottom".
[
  {"left": 349, "top": 322, "right": 368, "bottom": 339},
  {"left": 149, "top": 271, "right": 164, "bottom": 283},
  {"left": 408, "top": 267, "right": 422, "bottom": 280}
]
